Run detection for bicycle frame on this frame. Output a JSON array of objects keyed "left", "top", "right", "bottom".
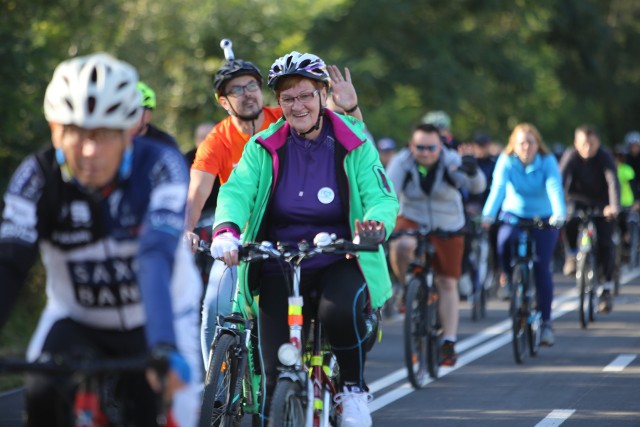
[
  {"left": 503, "top": 217, "right": 548, "bottom": 363},
  {"left": 274, "top": 251, "right": 336, "bottom": 427}
]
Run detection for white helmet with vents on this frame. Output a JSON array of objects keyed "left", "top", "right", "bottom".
[
  {"left": 268, "top": 51, "right": 330, "bottom": 89},
  {"left": 44, "top": 53, "right": 141, "bottom": 129}
]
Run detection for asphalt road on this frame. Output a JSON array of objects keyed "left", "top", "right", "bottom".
[{"left": 2, "top": 268, "right": 639, "bottom": 427}]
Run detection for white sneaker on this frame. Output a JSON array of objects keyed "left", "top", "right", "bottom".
[{"left": 335, "top": 385, "right": 372, "bottom": 427}]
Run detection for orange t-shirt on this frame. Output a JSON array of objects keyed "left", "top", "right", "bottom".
[{"left": 191, "top": 106, "right": 282, "bottom": 184}]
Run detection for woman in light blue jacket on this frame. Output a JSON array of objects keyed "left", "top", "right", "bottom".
[{"left": 482, "top": 123, "right": 566, "bottom": 346}]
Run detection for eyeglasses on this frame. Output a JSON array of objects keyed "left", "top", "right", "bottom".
[
  {"left": 224, "top": 80, "right": 260, "bottom": 97},
  {"left": 413, "top": 144, "right": 439, "bottom": 153},
  {"left": 279, "top": 90, "right": 319, "bottom": 107}
]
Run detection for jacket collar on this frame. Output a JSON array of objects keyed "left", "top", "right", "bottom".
[{"left": 256, "top": 109, "right": 367, "bottom": 153}]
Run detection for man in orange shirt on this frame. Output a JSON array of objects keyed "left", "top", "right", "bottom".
[{"left": 185, "top": 41, "right": 363, "bottom": 365}]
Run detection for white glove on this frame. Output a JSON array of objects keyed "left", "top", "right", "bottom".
[{"left": 210, "top": 232, "right": 241, "bottom": 259}]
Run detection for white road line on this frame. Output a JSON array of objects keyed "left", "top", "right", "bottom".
[
  {"left": 603, "top": 354, "right": 637, "bottom": 372},
  {"left": 534, "top": 409, "right": 576, "bottom": 427},
  {"left": 0, "top": 387, "right": 21, "bottom": 399},
  {"left": 369, "top": 267, "right": 640, "bottom": 413}
]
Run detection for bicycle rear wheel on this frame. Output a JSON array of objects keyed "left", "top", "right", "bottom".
[
  {"left": 200, "top": 334, "right": 244, "bottom": 427},
  {"left": 268, "top": 378, "right": 306, "bottom": 427},
  {"left": 511, "top": 265, "right": 527, "bottom": 364},
  {"left": 403, "top": 276, "right": 430, "bottom": 388}
]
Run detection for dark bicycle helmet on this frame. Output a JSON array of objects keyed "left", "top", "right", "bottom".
[
  {"left": 268, "top": 51, "right": 330, "bottom": 90},
  {"left": 212, "top": 39, "right": 262, "bottom": 98}
]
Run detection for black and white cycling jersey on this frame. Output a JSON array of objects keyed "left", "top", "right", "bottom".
[{"left": 0, "top": 138, "right": 201, "bottom": 357}]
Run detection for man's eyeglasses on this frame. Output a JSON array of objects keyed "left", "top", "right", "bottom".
[
  {"left": 279, "top": 90, "right": 319, "bottom": 107},
  {"left": 224, "top": 81, "right": 260, "bottom": 97},
  {"left": 413, "top": 144, "right": 439, "bottom": 153}
]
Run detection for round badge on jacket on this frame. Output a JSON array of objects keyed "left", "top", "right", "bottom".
[{"left": 317, "top": 187, "right": 335, "bottom": 204}]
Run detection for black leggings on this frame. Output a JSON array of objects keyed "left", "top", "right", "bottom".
[
  {"left": 24, "top": 318, "right": 158, "bottom": 427},
  {"left": 258, "top": 259, "right": 369, "bottom": 399}
]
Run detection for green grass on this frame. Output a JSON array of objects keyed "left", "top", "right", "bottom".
[{"left": 0, "top": 261, "right": 46, "bottom": 391}]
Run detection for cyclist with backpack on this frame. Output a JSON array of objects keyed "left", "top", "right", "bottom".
[
  {"left": 386, "top": 123, "right": 486, "bottom": 367},
  {"left": 0, "top": 53, "right": 202, "bottom": 426}
]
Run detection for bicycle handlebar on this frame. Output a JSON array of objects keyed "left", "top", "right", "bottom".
[
  {"left": 496, "top": 217, "right": 558, "bottom": 229},
  {"left": 197, "top": 234, "right": 380, "bottom": 263},
  {"left": 388, "top": 228, "right": 462, "bottom": 241},
  {"left": 569, "top": 207, "right": 607, "bottom": 220},
  {"left": 0, "top": 355, "right": 150, "bottom": 375}
]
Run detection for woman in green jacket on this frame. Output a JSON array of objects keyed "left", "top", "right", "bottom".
[{"left": 209, "top": 51, "right": 398, "bottom": 427}]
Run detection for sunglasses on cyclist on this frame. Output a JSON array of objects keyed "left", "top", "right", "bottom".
[
  {"left": 224, "top": 81, "right": 260, "bottom": 97},
  {"left": 413, "top": 144, "right": 439, "bottom": 153}
]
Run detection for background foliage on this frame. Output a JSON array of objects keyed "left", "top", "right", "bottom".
[{"left": 1, "top": 0, "right": 639, "bottom": 354}]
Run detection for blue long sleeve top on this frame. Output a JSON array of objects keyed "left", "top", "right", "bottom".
[{"left": 482, "top": 152, "right": 566, "bottom": 219}]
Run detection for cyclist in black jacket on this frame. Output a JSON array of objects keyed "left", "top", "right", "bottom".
[{"left": 559, "top": 125, "right": 620, "bottom": 314}]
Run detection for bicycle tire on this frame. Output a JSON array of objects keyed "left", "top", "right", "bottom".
[
  {"left": 426, "top": 272, "right": 441, "bottom": 379},
  {"left": 267, "top": 378, "right": 306, "bottom": 427},
  {"left": 511, "top": 264, "right": 527, "bottom": 364},
  {"left": 577, "top": 252, "right": 593, "bottom": 329},
  {"left": 200, "top": 333, "right": 244, "bottom": 427},
  {"left": 526, "top": 283, "right": 541, "bottom": 357},
  {"left": 630, "top": 220, "right": 639, "bottom": 268},
  {"left": 613, "top": 227, "right": 622, "bottom": 296},
  {"left": 404, "top": 276, "right": 430, "bottom": 388}
]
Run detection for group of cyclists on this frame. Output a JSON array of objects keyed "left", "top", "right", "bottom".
[{"left": 0, "top": 40, "right": 638, "bottom": 427}]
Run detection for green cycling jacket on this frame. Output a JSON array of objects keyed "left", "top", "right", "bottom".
[{"left": 212, "top": 110, "right": 399, "bottom": 317}]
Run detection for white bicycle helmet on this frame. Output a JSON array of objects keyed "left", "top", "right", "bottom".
[
  {"left": 44, "top": 53, "right": 141, "bottom": 129},
  {"left": 422, "top": 110, "right": 451, "bottom": 130},
  {"left": 624, "top": 131, "right": 640, "bottom": 147},
  {"left": 268, "top": 51, "right": 330, "bottom": 89}
]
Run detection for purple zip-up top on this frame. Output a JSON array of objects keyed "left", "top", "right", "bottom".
[{"left": 264, "top": 119, "right": 350, "bottom": 272}]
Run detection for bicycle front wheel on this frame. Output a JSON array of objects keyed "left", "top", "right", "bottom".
[
  {"left": 577, "top": 253, "right": 594, "bottom": 329},
  {"left": 510, "top": 264, "right": 527, "bottom": 364},
  {"left": 268, "top": 378, "right": 306, "bottom": 427},
  {"left": 629, "top": 219, "right": 639, "bottom": 269},
  {"left": 200, "top": 334, "right": 244, "bottom": 427},
  {"left": 526, "top": 284, "right": 541, "bottom": 357},
  {"left": 404, "top": 276, "right": 430, "bottom": 388}
]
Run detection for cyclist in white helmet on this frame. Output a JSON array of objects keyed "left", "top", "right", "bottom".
[
  {"left": 0, "top": 53, "right": 202, "bottom": 426},
  {"left": 186, "top": 40, "right": 363, "bottom": 366},
  {"left": 210, "top": 50, "right": 398, "bottom": 427}
]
